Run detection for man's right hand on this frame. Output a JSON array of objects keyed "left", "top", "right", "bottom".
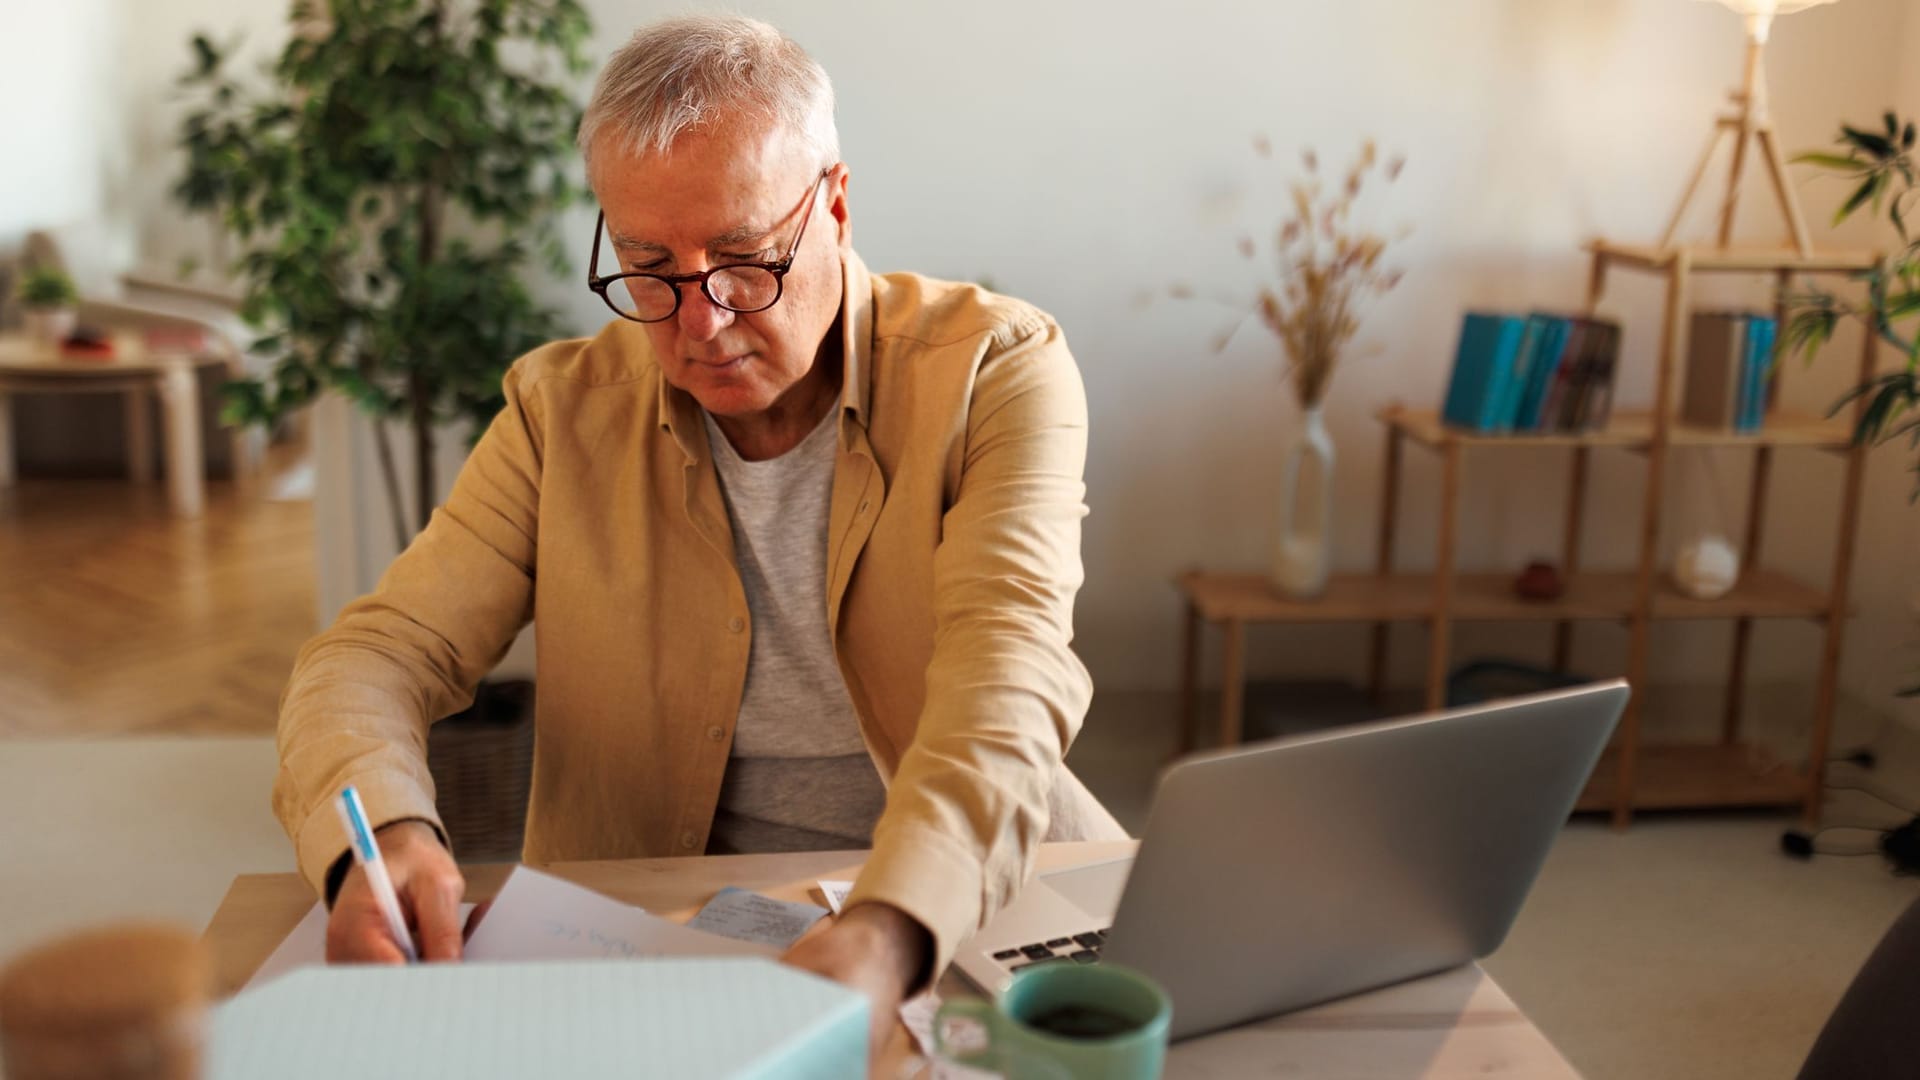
[{"left": 325, "top": 819, "right": 467, "bottom": 964}]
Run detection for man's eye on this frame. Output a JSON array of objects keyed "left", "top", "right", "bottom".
[{"left": 719, "top": 252, "right": 771, "bottom": 264}]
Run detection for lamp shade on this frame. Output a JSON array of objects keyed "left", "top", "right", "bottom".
[{"left": 1697, "top": 0, "right": 1840, "bottom": 40}]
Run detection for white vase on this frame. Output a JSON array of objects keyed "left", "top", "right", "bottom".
[
  {"left": 23, "top": 306, "right": 77, "bottom": 346},
  {"left": 1272, "top": 403, "right": 1335, "bottom": 598}
]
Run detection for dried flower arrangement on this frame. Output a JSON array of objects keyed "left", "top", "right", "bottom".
[{"left": 1176, "top": 138, "right": 1408, "bottom": 408}]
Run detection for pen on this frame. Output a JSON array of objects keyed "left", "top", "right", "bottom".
[{"left": 334, "top": 786, "right": 419, "bottom": 962}]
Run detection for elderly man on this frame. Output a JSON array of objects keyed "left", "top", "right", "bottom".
[{"left": 275, "top": 12, "right": 1117, "bottom": 1041}]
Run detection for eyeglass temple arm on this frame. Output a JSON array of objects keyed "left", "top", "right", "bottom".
[{"left": 783, "top": 169, "right": 832, "bottom": 263}]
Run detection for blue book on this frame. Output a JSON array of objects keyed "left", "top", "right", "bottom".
[
  {"left": 1442, "top": 313, "right": 1528, "bottom": 432},
  {"left": 1737, "top": 315, "right": 1777, "bottom": 433},
  {"left": 211, "top": 959, "right": 869, "bottom": 1079},
  {"left": 1514, "top": 315, "right": 1573, "bottom": 431}
]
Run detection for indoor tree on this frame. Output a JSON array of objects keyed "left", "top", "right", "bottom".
[
  {"left": 174, "top": 0, "right": 592, "bottom": 550},
  {"left": 1788, "top": 111, "right": 1920, "bottom": 500}
]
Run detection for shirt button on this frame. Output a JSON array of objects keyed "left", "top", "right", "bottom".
[
  {"left": 707, "top": 725, "right": 726, "bottom": 742},
  {"left": 727, "top": 616, "right": 744, "bottom": 633},
  {"left": 858, "top": 499, "right": 871, "bottom": 514},
  {"left": 680, "top": 831, "right": 698, "bottom": 849}
]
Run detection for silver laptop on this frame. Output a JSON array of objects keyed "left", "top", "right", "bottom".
[{"left": 953, "top": 680, "right": 1627, "bottom": 1040}]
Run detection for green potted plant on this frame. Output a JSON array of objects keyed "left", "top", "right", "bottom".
[
  {"left": 1787, "top": 111, "right": 1920, "bottom": 496},
  {"left": 17, "top": 266, "right": 79, "bottom": 345},
  {"left": 172, "top": 0, "right": 593, "bottom": 859},
  {"left": 1789, "top": 112, "right": 1920, "bottom": 706}
]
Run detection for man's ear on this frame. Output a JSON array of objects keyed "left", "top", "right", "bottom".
[{"left": 827, "top": 164, "right": 852, "bottom": 250}]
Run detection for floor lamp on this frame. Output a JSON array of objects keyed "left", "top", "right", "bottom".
[{"left": 1662, "top": 0, "right": 1840, "bottom": 257}]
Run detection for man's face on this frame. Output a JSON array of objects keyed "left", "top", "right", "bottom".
[{"left": 591, "top": 122, "right": 850, "bottom": 421}]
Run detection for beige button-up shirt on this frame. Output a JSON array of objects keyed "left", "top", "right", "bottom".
[{"left": 273, "top": 252, "right": 1116, "bottom": 974}]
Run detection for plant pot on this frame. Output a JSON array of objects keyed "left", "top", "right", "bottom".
[
  {"left": 1272, "top": 403, "right": 1335, "bottom": 599},
  {"left": 22, "top": 307, "right": 77, "bottom": 347}
]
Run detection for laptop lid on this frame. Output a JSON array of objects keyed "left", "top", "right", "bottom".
[{"left": 1100, "top": 680, "right": 1626, "bottom": 1040}]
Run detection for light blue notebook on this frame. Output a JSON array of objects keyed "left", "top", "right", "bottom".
[{"left": 209, "top": 958, "right": 867, "bottom": 1079}]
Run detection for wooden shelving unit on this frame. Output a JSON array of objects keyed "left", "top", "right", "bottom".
[{"left": 1176, "top": 240, "right": 1882, "bottom": 827}]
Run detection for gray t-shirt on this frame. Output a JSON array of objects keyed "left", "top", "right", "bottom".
[{"left": 701, "top": 406, "right": 888, "bottom": 854}]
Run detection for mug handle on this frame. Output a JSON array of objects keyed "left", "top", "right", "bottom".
[{"left": 932, "top": 998, "right": 1001, "bottom": 1067}]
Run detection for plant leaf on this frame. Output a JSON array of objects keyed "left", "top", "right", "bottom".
[
  {"left": 1844, "top": 125, "right": 1897, "bottom": 159},
  {"left": 1835, "top": 173, "right": 1885, "bottom": 226},
  {"left": 1793, "top": 152, "right": 1868, "bottom": 172}
]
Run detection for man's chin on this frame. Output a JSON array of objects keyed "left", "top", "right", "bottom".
[{"left": 686, "top": 383, "right": 772, "bottom": 419}]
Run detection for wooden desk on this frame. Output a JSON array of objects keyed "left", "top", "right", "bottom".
[
  {"left": 0, "top": 332, "right": 242, "bottom": 517},
  {"left": 203, "top": 843, "right": 1578, "bottom": 1078}
]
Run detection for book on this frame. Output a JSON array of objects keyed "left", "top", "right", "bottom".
[
  {"left": 1736, "top": 315, "right": 1777, "bottom": 433},
  {"left": 1553, "top": 319, "right": 1614, "bottom": 432},
  {"left": 1680, "top": 311, "right": 1744, "bottom": 429},
  {"left": 1578, "top": 321, "right": 1622, "bottom": 431},
  {"left": 1498, "top": 315, "right": 1550, "bottom": 431},
  {"left": 1442, "top": 313, "right": 1529, "bottom": 432},
  {"left": 1513, "top": 314, "right": 1573, "bottom": 431},
  {"left": 211, "top": 959, "right": 868, "bottom": 1079},
  {"left": 1536, "top": 319, "right": 1591, "bottom": 432}
]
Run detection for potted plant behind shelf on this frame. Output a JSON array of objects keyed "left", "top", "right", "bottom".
[
  {"left": 1787, "top": 111, "right": 1920, "bottom": 494},
  {"left": 170, "top": 0, "right": 593, "bottom": 860},
  {"left": 17, "top": 267, "right": 79, "bottom": 346},
  {"left": 1176, "top": 138, "right": 1407, "bottom": 599}
]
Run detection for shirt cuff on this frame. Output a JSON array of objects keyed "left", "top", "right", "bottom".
[
  {"left": 294, "top": 772, "right": 444, "bottom": 900},
  {"left": 846, "top": 823, "right": 990, "bottom": 982}
]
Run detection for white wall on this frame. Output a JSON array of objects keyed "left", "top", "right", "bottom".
[
  {"left": 33, "top": 0, "right": 1920, "bottom": 699},
  {"left": 0, "top": 0, "right": 126, "bottom": 278}
]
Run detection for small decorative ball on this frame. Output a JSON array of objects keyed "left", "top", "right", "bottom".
[
  {"left": 1674, "top": 535, "right": 1740, "bottom": 600},
  {"left": 1514, "top": 560, "right": 1565, "bottom": 602}
]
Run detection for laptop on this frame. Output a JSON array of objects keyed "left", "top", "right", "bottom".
[{"left": 953, "top": 680, "right": 1628, "bottom": 1040}]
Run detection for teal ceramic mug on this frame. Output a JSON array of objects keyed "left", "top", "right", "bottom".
[{"left": 933, "top": 963, "right": 1171, "bottom": 1080}]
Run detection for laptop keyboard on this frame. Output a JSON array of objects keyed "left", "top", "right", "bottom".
[{"left": 991, "top": 929, "right": 1110, "bottom": 972}]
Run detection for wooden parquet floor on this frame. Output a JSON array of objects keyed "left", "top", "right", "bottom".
[{"left": 0, "top": 470, "right": 313, "bottom": 736}]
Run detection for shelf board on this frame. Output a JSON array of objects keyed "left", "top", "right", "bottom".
[
  {"left": 1650, "top": 568, "right": 1831, "bottom": 620},
  {"left": 1379, "top": 406, "right": 1647, "bottom": 450},
  {"left": 1177, "top": 572, "right": 1438, "bottom": 623},
  {"left": 1379, "top": 406, "right": 1853, "bottom": 452},
  {"left": 1177, "top": 568, "right": 1832, "bottom": 625},
  {"left": 1587, "top": 239, "right": 1880, "bottom": 275},
  {"left": 1662, "top": 413, "right": 1854, "bottom": 450},
  {"left": 1576, "top": 742, "right": 1805, "bottom": 813}
]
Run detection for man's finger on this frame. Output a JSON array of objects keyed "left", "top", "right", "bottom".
[
  {"left": 410, "top": 869, "right": 466, "bottom": 962},
  {"left": 326, "top": 895, "right": 409, "bottom": 965}
]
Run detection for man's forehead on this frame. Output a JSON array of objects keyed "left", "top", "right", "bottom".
[
  {"left": 592, "top": 124, "right": 812, "bottom": 249},
  {"left": 605, "top": 212, "right": 773, "bottom": 252}
]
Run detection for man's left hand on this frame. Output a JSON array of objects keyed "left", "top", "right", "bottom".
[{"left": 780, "top": 901, "right": 932, "bottom": 1066}]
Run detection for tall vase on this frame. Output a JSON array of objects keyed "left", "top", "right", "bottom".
[{"left": 1272, "top": 403, "right": 1335, "bottom": 599}]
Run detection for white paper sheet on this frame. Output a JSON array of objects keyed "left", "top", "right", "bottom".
[
  {"left": 463, "top": 867, "right": 776, "bottom": 962},
  {"left": 686, "top": 886, "right": 829, "bottom": 950},
  {"left": 817, "top": 879, "right": 854, "bottom": 915},
  {"left": 247, "top": 867, "right": 773, "bottom": 989},
  {"left": 246, "top": 902, "right": 479, "bottom": 989}
]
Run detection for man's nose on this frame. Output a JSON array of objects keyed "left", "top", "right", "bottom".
[{"left": 677, "top": 281, "right": 735, "bottom": 342}]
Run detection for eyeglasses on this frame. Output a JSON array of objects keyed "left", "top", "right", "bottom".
[{"left": 588, "top": 168, "right": 832, "bottom": 324}]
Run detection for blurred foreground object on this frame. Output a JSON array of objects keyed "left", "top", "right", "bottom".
[{"left": 0, "top": 923, "right": 212, "bottom": 1080}]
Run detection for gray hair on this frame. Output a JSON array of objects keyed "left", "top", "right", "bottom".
[{"left": 577, "top": 15, "right": 839, "bottom": 175}]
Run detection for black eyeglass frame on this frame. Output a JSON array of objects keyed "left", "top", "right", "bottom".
[{"left": 587, "top": 167, "right": 833, "bottom": 324}]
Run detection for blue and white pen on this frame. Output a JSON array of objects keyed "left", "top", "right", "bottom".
[{"left": 334, "top": 786, "right": 419, "bottom": 962}]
